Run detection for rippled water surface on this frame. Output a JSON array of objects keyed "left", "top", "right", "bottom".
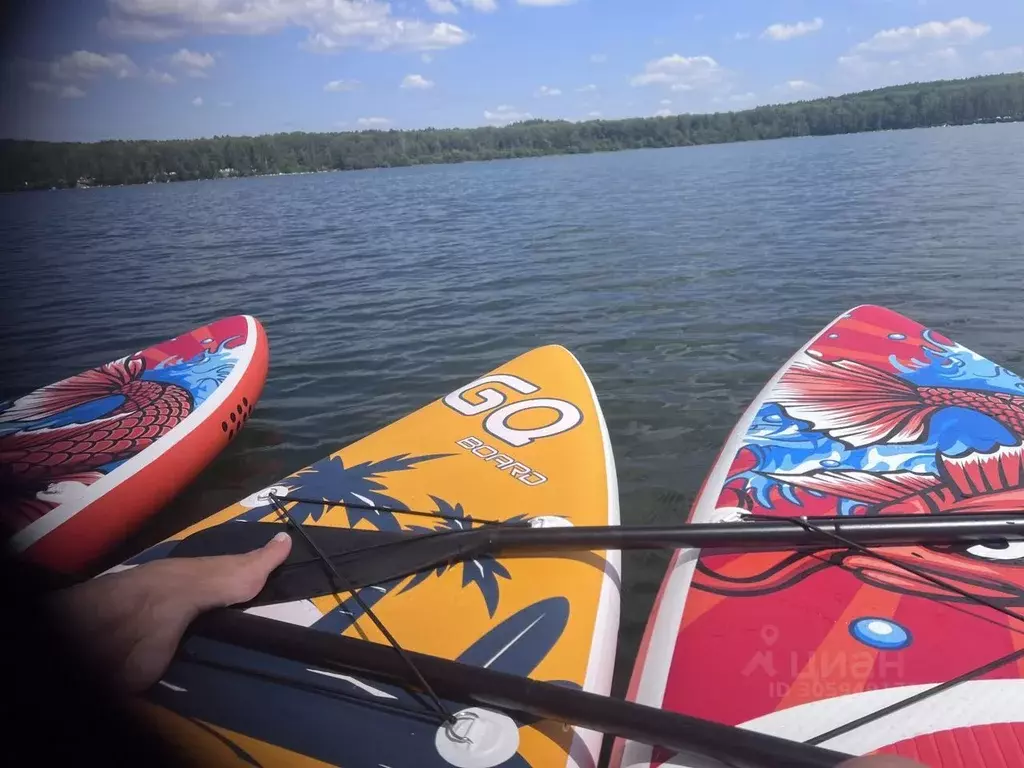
[{"left": 4, "top": 123, "right": 1024, "bottom": 692}]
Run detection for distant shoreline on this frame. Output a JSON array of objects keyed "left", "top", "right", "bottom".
[
  {"left": 3, "top": 73, "right": 1022, "bottom": 193},
  {"left": 27, "top": 120, "right": 1021, "bottom": 194}
]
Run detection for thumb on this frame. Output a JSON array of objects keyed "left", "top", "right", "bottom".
[
  {"left": 241, "top": 530, "right": 294, "bottom": 575},
  {"left": 199, "top": 532, "right": 293, "bottom": 609}
]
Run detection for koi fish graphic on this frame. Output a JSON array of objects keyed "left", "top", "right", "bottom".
[
  {"left": 769, "top": 442, "right": 1024, "bottom": 516},
  {"left": 774, "top": 354, "right": 1024, "bottom": 447},
  {"left": 695, "top": 444, "right": 1024, "bottom": 605},
  {"left": 695, "top": 534, "right": 1024, "bottom": 606},
  {"left": 0, "top": 357, "right": 192, "bottom": 527},
  {"left": 695, "top": 353, "right": 1024, "bottom": 606}
]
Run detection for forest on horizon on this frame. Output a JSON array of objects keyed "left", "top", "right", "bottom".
[{"left": 2, "top": 73, "right": 1022, "bottom": 192}]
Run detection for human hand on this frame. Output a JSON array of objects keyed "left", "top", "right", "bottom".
[{"left": 51, "top": 532, "right": 292, "bottom": 693}]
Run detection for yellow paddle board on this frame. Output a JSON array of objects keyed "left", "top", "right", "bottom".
[{"left": 127, "top": 345, "right": 620, "bottom": 768}]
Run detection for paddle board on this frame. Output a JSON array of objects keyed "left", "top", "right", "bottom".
[
  {"left": 618, "top": 305, "right": 1024, "bottom": 767},
  {"left": 1, "top": 315, "right": 269, "bottom": 572},
  {"left": 127, "top": 345, "right": 620, "bottom": 767}
]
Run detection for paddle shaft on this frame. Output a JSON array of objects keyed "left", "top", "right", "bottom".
[
  {"left": 190, "top": 609, "right": 850, "bottom": 768},
  {"left": 484, "top": 513, "right": 1024, "bottom": 553},
  {"left": 172, "top": 513, "right": 1024, "bottom": 606}
]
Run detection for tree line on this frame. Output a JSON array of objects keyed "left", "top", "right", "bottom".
[{"left": 2, "top": 73, "right": 1022, "bottom": 192}]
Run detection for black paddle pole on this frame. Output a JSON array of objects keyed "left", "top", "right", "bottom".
[
  {"left": 484, "top": 512, "right": 1024, "bottom": 552},
  {"left": 170, "top": 512, "right": 1024, "bottom": 605},
  {"left": 189, "top": 609, "right": 850, "bottom": 768}
]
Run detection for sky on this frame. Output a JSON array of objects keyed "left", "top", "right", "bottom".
[{"left": 1, "top": 0, "right": 1022, "bottom": 142}]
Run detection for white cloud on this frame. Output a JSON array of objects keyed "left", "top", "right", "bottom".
[
  {"left": 401, "top": 73, "right": 435, "bottom": 89},
  {"left": 631, "top": 54, "right": 725, "bottom": 90},
  {"left": 981, "top": 46, "right": 1024, "bottom": 71},
  {"left": 836, "top": 16, "right": 992, "bottom": 88},
  {"left": 659, "top": 98, "right": 672, "bottom": 106},
  {"left": 30, "top": 81, "right": 87, "bottom": 98},
  {"left": 929, "top": 47, "right": 960, "bottom": 63},
  {"left": 836, "top": 16, "right": 997, "bottom": 87},
  {"left": 517, "top": 0, "right": 576, "bottom": 5},
  {"left": 307, "top": 21, "right": 468, "bottom": 52},
  {"left": 192, "top": 96, "right": 203, "bottom": 106},
  {"left": 50, "top": 50, "right": 138, "bottom": 80},
  {"left": 169, "top": 48, "right": 215, "bottom": 77},
  {"left": 838, "top": 54, "right": 870, "bottom": 71},
  {"left": 100, "top": 0, "right": 292, "bottom": 35},
  {"left": 428, "top": 0, "right": 496, "bottom": 12},
  {"left": 324, "top": 79, "right": 359, "bottom": 92},
  {"left": 655, "top": 108, "right": 672, "bottom": 117},
  {"left": 169, "top": 47, "right": 216, "bottom": 77},
  {"left": 712, "top": 91, "right": 757, "bottom": 108},
  {"left": 785, "top": 79, "right": 817, "bottom": 92},
  {"left": 98, "top": 16, "right": 181, "bottom": 40},
  {"left": 535, "top": 85, "right": 562, "bottom": 97},
  {"left": 854, "top": 17, "right": 989, "bottom": 53},
  {"left": 576, "top": 83, "right": 597, "bottom": 93},
  {"left": 101, "top": 0, "right": 471, "bottom": 52},
  {"left": 421, "top": 53, "right": 434, "bottom": 63},
  {"left": 484, "top": 105, "right": 532, "bottom": 124},
  {"left": 28, "top": 50, "right": 138, "bottom": 96},
  {"left": 838, "top": 45, "right": 978, "bottom": 88},
  {"left": 587, "top": 110, "right": 602, "bottom": 118},
  {"left": 838, "top": 53, "right": 892, "bottom": 80},
  {"left": 589, "top": 53, "right": 608, "bottom": 64},
  {"left": 358, "top": 116, "right": 393, "bottom": 127},
  {"left": 146, "top": 69, "right": 176, "bottom": 84},
  {"left": 734, "top": 32, "right": 751, "bottom": 41},
  {"left": 761, "top": 18, "right": 824, "bottom": 41}
]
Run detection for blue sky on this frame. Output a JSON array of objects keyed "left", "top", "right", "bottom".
[{"left": 2, "top": 0, "right": 1022, "bottom": 142}]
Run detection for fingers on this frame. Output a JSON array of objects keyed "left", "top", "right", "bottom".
[
  {"left": 130, "top": 534, "right": 293, "bottom": 692},
  {"left": 52, "top": 535, "right": 296, "bottom": 695}
]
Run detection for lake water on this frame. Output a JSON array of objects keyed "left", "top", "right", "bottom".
[{"left": 4, "top": 122, "right": 1024, "bottom": 693}]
